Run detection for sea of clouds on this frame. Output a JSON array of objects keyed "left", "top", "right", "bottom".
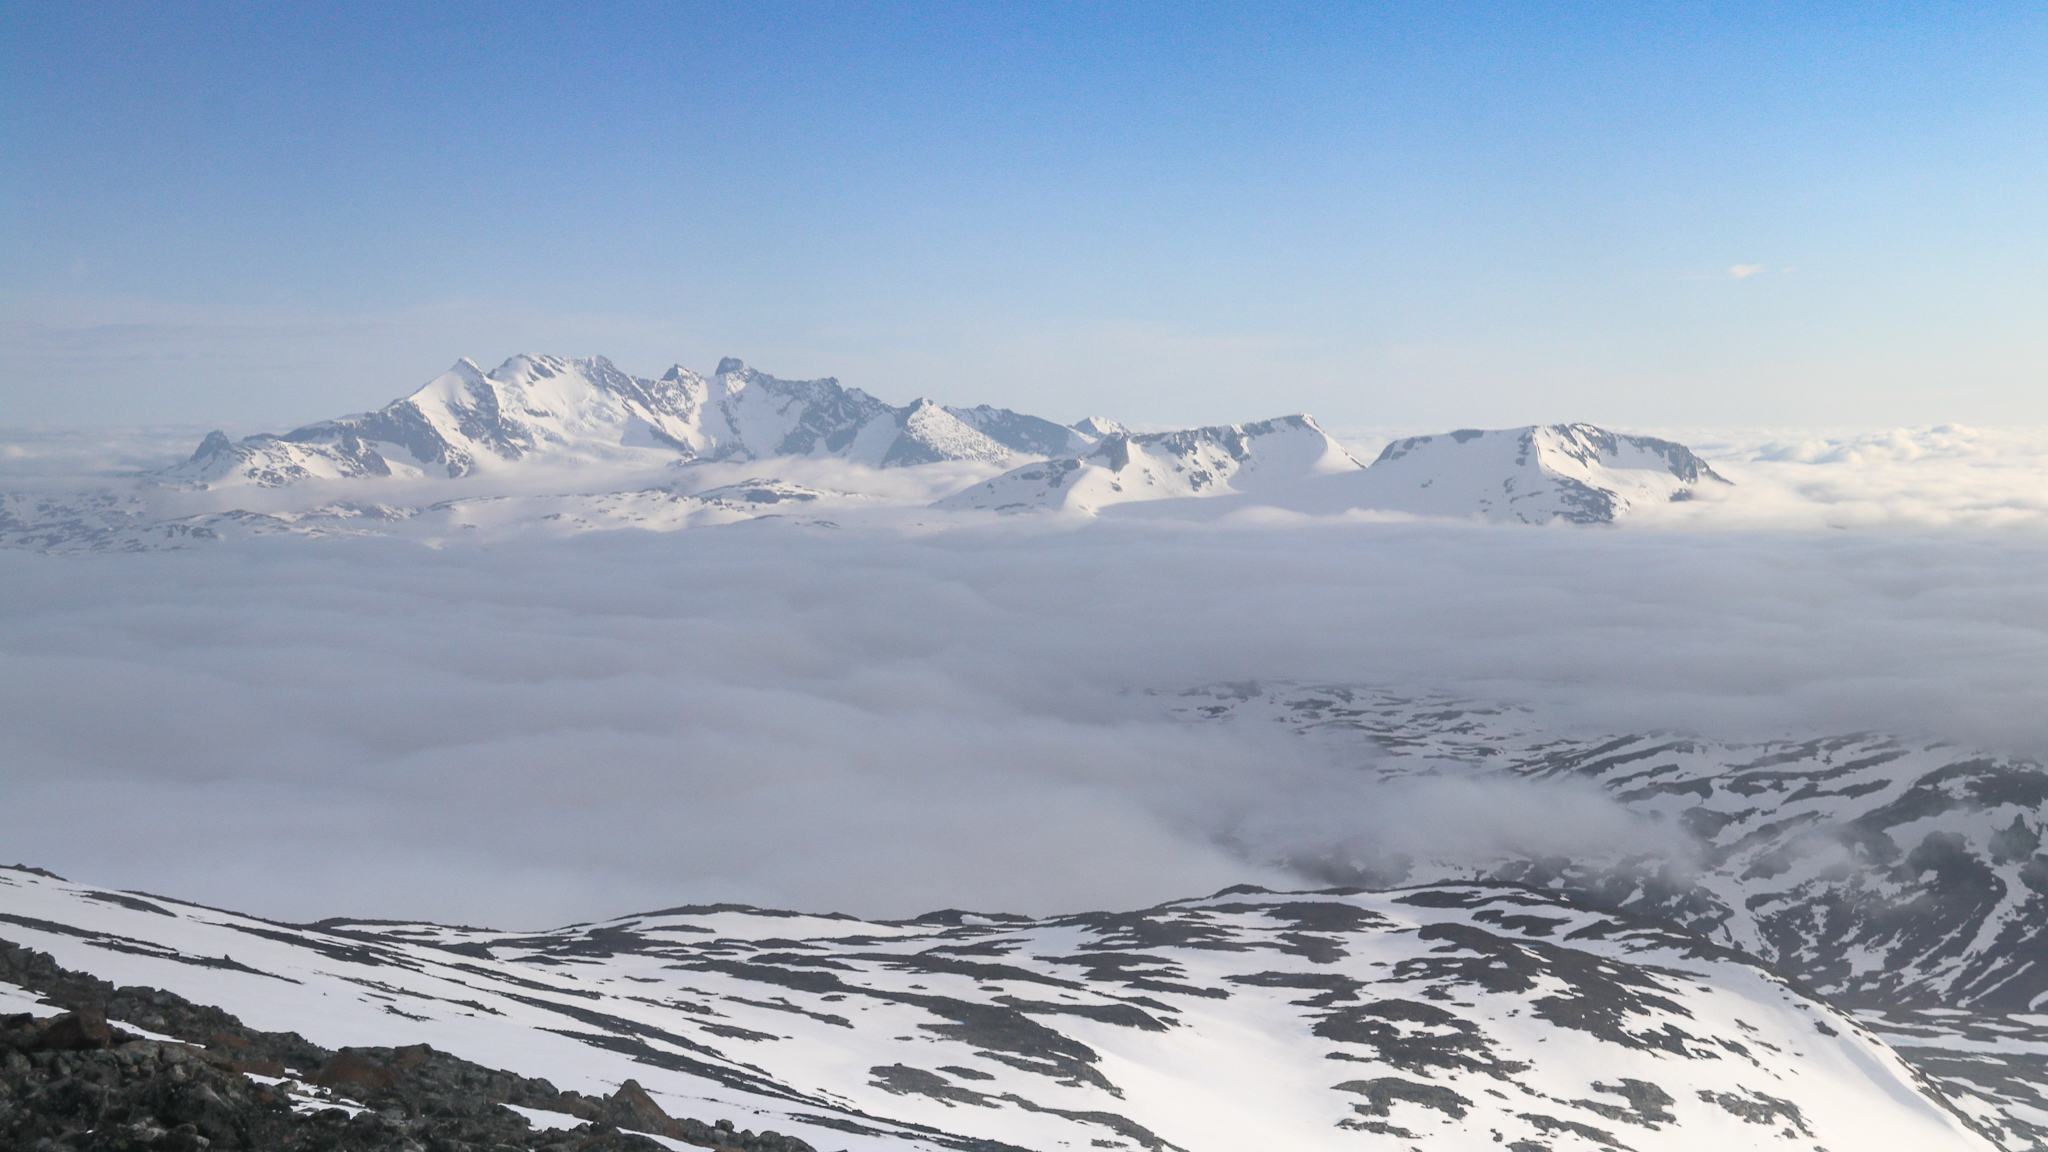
[{"left": 5, "top": 423, "right": 2048, "bottom": 929}]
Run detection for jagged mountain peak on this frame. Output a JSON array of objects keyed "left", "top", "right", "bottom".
[
  {"left": 884, "top": 396, "right": 1011, "bottom": 466},
  {"left": 488, "top": 352, "right": 604, "bottom": 379},
  {"left": 142, "top": 355, "right": 1093, "bottom": 490},
  {"left": 188, "top": 430, "right": 233, "bottom": 463}
]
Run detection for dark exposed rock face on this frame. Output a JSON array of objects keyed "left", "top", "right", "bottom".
[
  {"left": 2, "top": 1021, "right": 608, "bottom": 1152},
  {"left": 0, "top": 938, "right": 814, "bottom": 1152}
]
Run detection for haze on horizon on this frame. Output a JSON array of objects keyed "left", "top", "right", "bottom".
[{"left": 3, "top": 2, "right": 2044, "bottom": 433}]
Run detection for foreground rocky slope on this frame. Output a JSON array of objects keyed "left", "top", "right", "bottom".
[
  {"left": 0, "top": 866, "right": 1991, "bottom": 1151},
  {"left": 0, "top": 935, "right": 808, "bottom": 1151}
]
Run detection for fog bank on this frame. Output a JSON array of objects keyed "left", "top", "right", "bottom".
[{"left": 6, "top": 511, "right": 2048, "bottom": 927}]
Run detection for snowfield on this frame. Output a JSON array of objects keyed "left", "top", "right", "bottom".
[{"left": 0, "top": 866, "right": 1994, "bottom": 1151}]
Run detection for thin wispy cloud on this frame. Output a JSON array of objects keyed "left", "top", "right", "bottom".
[{"left": 1727, "top": 264, "right": 1765, "bottom": 279}]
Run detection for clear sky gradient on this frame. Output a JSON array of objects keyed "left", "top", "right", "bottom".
[{"left": 3, "top": 2, "right": 2044, "bottom": 430}]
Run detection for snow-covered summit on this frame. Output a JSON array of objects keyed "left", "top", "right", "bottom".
[
  {"left": 149, "top": 355, "right": 1089, "bottom": 489},
  {"left": 929, "top": 421, "right": 1730, "bottom": 524},
  {"left": 1070, "top": 415, "right": 1127, "bottom": 439},
  {"left": 934, "top": 414, "right": 1363, "bottom": 514},
  {"left": 943, "top": 403, "right": 1097, "bottom": 458},
  {"left": 1274, "top": 423, "right": 1730, "bottom": 524}
]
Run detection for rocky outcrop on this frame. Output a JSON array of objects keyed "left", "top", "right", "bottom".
[
  {"left": 0, "top": 869, "right": 1994, "bottom": 1152},
  {"left": 0, "top": 938, "right": 813, "bottom": 1152}
]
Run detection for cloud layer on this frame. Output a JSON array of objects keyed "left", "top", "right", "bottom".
[{"left": 7, "top": 472, "right": 2048, "bottom": 930}]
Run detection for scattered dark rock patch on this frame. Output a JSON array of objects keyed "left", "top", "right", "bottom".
[
  {"left": 1695, "top": 1087, "right": 1813, "bottom": 1137},
  {"left": 1055, "top": 908, "right": 1248, "bottom": 954},
  {"left": 1340, "top": 1116, "right": 1420, "bottom": 1137},
  {"left": 997, "top": 1092, "right": 1182, "bottom": 1152},
  {"left": 1038, "top": 953, "right": 1228, "bottom": 1000},
  {"left": 1314, "top": 998, "right": 1527, "bottom": 1078},
  {"left": 1334, "top": 1075, "right": 1473, "bottom": 1119},
  {"left": 1516, "top": 1111, "right": 1629, "bottom": 1148},
  {"left": 1575, "top": 1079, "right": 1675, "bottom": 1126},
  {"left": 868, "top": 1064, "right": 997, "bottom": 1108},
  {"left": 1224, "top": 970, "right": 1363, "bottom": 1007}
]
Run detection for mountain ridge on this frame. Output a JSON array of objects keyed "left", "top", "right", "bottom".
[
  {"left": 1281, "top": 423, "right": 1733, "bottom": 524},
  {"left": 0, "top": 351, "right": 1746, "bottom": 548},
  {"left": 0, "top": 864, "right": 1995, "bottom": 1151},
  {"left": 934, "top": 414, "right": 1363, "bottom": 514},
  {"left": 153, "top": 355, "right": 1099, "bottom": 490}
]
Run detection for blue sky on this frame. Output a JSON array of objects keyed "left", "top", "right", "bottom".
[{"left": 3, "top": 2, "right": 2044, "bottom": 429}]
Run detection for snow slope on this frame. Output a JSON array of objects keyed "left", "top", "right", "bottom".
[
  {"left": 150, "top": 356, "right": 1067, "bottom": 490},
  {"left": 1269, "top": 424, "right": 1732, "bottom": 524},
  {"left": 1165, "top": 682, "right": 2048, "bottom": 1148},
  {"left": 933, "top": 416, "right": 1362, "bottom": 514},
  {"left": 0, "top": 866, "right": 1989, "bottom": 1151},
  {"left": 942, "top": 404, "right": 1095, "bottom": 458}
]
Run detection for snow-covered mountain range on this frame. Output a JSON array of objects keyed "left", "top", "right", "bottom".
[
  {"left": 1274, "top": 425, "right": 1731, "bottom": 524},
  {"left": 153, "top": 356, "right": 1090, "bottom": 489},
  {"left": 0, "top": 865, "right": 1993, "bottom": 1151},
  {"left": 937, "top": 422, "right": 1727, "bottom": 522},
  {"left": 932, "top": 417, "right": 1363, "bottom": 514},
  {"left": 0, "top": 354, "right": 1739, "bottom": 551}
]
